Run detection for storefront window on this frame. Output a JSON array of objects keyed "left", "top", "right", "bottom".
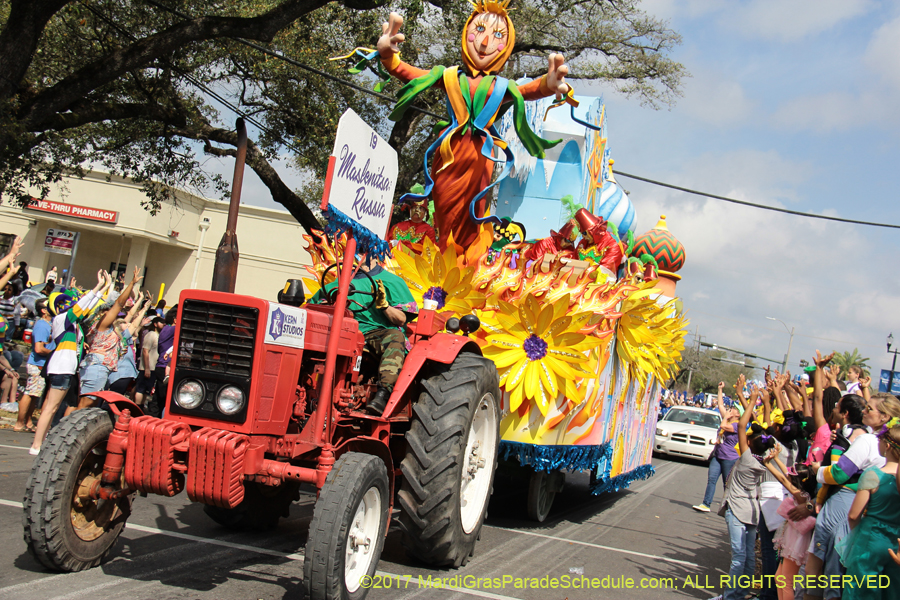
[{"left": 0, "top": 233, "right": 15, "bottom": 257}]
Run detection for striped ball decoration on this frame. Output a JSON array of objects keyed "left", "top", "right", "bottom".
[
  {"left": 596, "top": 179, "right": 636, "bottom": 237},
  {"left": 631, "top": 215, "right": 685, "bottom": 274}
]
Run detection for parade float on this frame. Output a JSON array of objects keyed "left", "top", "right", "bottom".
[{"left": 311, "top": 2, "right": 690, "bottom": 521}]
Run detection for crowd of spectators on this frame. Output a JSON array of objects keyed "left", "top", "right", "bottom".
[
  {"left": 675, "top": 357, "right": 899, "bottom": 600},
  {"left": 0, "top": 237, "right": 177, "bottom": 455}
]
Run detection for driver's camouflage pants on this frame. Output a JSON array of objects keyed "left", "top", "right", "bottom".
[{"left": 364, "top": 328, "right": 407, "bottom": 391}]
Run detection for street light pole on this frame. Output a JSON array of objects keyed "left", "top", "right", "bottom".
[
  {"left": 886, "top": 334, "right": 900, "bottom": 393},
  {"left": 767, "top": 317, "right": 795, "bottom": 373}
]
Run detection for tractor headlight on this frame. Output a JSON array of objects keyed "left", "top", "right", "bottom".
[
  {"left": 175, "top": 379, "right": 205, "bottom": 409},
  {"left": 216, "top": 385, "right": 245, "bottom": 415},
  {"left": 656, "top": 427, "right": 669, "bottom": 437}
]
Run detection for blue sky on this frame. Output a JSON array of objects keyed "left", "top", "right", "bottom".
[{"left": 225, "top": 0, "right": 900, "bottom": 378}]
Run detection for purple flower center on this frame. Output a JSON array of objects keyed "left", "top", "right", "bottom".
[
  {"left": 423, "top": 286, "right": 448, "bottom": 309},
  {"left": 523, "top": 334, "right": 548, "bottom": 361}
]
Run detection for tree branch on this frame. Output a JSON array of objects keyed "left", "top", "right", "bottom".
[
  {"left": 0, "top": 0, "right": 70, "bottom": 100},
  {"left": 190, "top": 127, "right": 322, "bottom": 232},
  {"left": 35, "top": 102, "right": 187, "bottom": 132},
  {"left": 14, "top": 0, "right": 388, "bottom": 134}
]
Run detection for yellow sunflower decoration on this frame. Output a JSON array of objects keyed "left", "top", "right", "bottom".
[
  {"left": 480, "top": 294, "right": 603, "bottom": 416},
  {"left": 616, "top": 280, "right": 688, "bottom": 384},
  {"left": 388, "top": 235, "right": 486, "bottom": 316}
]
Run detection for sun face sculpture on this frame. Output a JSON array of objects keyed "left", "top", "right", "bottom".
[{"left": 461, "top": 0, "right": 516, "bottom": 76}]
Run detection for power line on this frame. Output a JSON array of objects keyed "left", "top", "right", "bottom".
[
  {"left": 91, "top": 1, "right": 900, "bottom": 233},
  {"left": 616, "top": 170, "right": 900, "bottom": 231},
  {"left": 690, "top": 309, "right": 889, "bottom": 351}
]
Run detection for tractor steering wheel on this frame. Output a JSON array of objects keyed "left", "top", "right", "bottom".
[{"left": 319, "top": 263, "right": 378, "bottom": 311}]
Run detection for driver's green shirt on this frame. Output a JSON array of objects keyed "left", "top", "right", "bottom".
[{"left": 312, "top": 266, "right": 417, "bottom": 334}]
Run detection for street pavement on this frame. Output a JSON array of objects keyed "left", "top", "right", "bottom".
[{"left": 0, "top": 428, "right": 732, "bottom": 600}]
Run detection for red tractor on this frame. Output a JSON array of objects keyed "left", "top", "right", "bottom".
[{"left": 23, "top": 261, "right": 501, "bottom": 600}]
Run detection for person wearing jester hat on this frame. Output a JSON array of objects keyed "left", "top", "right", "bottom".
[
  {"left": 375, "top": 3, "right": 572, "bottom": 248},
  {"left": 29, "top": 270, "right": 111, "bottom": 456},
  {"left": 388, "top": 189, "right": 436, "bottom": 252},
  {"left": 573, "top": 208, "right": 625, "bottom": 273},
  {"left": 523, "top": 219, "right": 578, "bottom": 263}
]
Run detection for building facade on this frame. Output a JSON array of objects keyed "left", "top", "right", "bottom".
[{"left": 0, "top": 171, "right": 314, "bottom": 303}]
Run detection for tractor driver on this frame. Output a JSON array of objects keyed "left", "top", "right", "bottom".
[{"left": 313, "top": 259, "right": 418, "bottom": 416}]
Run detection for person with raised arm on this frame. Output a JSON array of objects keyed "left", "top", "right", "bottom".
[
  {"left": 29, "top": 270, "right": 111, "bottom": 455},
  {"left": 710, "top": 380, "right": 776, "bottom": 600},
  {"left": 762, "top": 449, "right": 817, "bottom": 600},
  {"left": 803, "top": 352, "right": 894, "bottom": 600},
  {"left": 0, "top": 237, "right": 26, "bottom": 402},
  {"left": 106, "top": 290, "right": 154, "bottom": 396},
  {"left": 694, "top": 380, "right": 741, "bottom": 513},
  {"left": 77, "top": 266, "right": 143, "bottom": 408},
  {"left": 835, "top": 422, "right": 900, "bottom": 600}
]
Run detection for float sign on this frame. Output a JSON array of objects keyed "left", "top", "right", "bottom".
[
  {"left": 44, "top": 228, "right": 77, "bottom": 255},
  {"left": 323, "top": 109, "right": 397, "bottom": 240},
  {"left": 264, "top": 303, "right": 307, "bottom": 349}
]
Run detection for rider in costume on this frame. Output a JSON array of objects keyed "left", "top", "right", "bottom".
[{"left": 388, "top": 197, "right": 437, "bottom": 252}]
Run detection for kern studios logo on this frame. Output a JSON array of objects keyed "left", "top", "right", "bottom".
[{"left": 269, "top": 307, "right": 285, "bottom": 340}]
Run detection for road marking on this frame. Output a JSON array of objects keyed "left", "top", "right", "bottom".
[
  {"left": 5, "top": 498, "right": 306, "bottom": 560},
  {"left": 486, "top": 527, "right": 701, "bottom": 568},
  {"left": 485, "top": 462, "right": 701, "bottom": 569},
  {"left": 125, "top": 523, "right": 307, "bottom": 560},
  {"left": 0, "top": 443, "right": 30, "bottom": 451},
  {"left": 1, "top": 499, "right": 524, "bottom": 600}
]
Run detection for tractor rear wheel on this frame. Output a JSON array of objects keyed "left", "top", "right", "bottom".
[
  {"left": 22, "top": 408, "right": 132, "bottom": 572},
  {"left": 304, "top": 452, "right": 389, "bottom": 600},
  {"left": 398, "top": 352, "right": 500, "bottom": 567},
  {"left": 204, "top": 480, "right": 300, "bottom": 531}
]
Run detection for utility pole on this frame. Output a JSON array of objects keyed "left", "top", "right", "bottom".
[
  {"left": 686, "top": 326, "right": 700, "bottom": 394},
  {"left": 767, "top": 317, "right": 795, "bottom": 374}
]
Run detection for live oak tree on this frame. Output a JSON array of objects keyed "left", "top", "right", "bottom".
[{"left": 0, "top": 0, "right": 685, "bottom": 234}]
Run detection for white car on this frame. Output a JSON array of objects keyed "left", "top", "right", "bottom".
[{"left": 654, "top": 406, "right": 722, "bottom": 461}]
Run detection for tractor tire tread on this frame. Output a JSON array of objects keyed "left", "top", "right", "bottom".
[
  {"left": 398, "top": 353, "right": 500, "bottom": 568},
  {"left": 22, "top": 409, "right": 127, "bottom": 572},
  {"left": 304, "top": 453, "right": 389, "bottom": 600}
]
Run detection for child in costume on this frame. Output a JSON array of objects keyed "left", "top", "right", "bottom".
[{"left": 375, "top": 4, "right": 572, "bottom": 248}]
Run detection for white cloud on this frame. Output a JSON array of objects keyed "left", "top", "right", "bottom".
[
  {"left": 194, "top": 147, "right": 311, "bottom": 214},
  {"left": 622, "top": 148, "right": 899, "bottom": 369},
  {"left": 717, "top": 0, "right": 876, "bottom": 42},
  {"left": 678, "top": 70, "right": 756, "bottom": 127},
  {"left": 639, "top": 0, "right": 875, "bottom": 42},
  {"left": 638, "top": 0, "right": 727, "bottom": 21},
  {"left": 864, "top": 15, "right": 900, "bottom": 92},
  {"left": 769, "top": 90, "right": 896, "bottom": 133}
]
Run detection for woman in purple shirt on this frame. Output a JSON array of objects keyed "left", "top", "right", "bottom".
[{"left": 694, "top": 381, "right": 741, "bottom": 512}]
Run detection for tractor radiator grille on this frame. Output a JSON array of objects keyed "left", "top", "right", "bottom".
[{"left": 178, "top": 300, "right": 258, "bottom": 378}]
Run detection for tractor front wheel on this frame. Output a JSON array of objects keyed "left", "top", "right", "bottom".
[
  {"left": 22, "top": 408, "right": 132, "bottom": 571},
  {"left": 398, "top": 352, "right": 500, "bottom": 567},
  {"left": 304, "top": 452, "right": 389, "bottom": 600}
]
